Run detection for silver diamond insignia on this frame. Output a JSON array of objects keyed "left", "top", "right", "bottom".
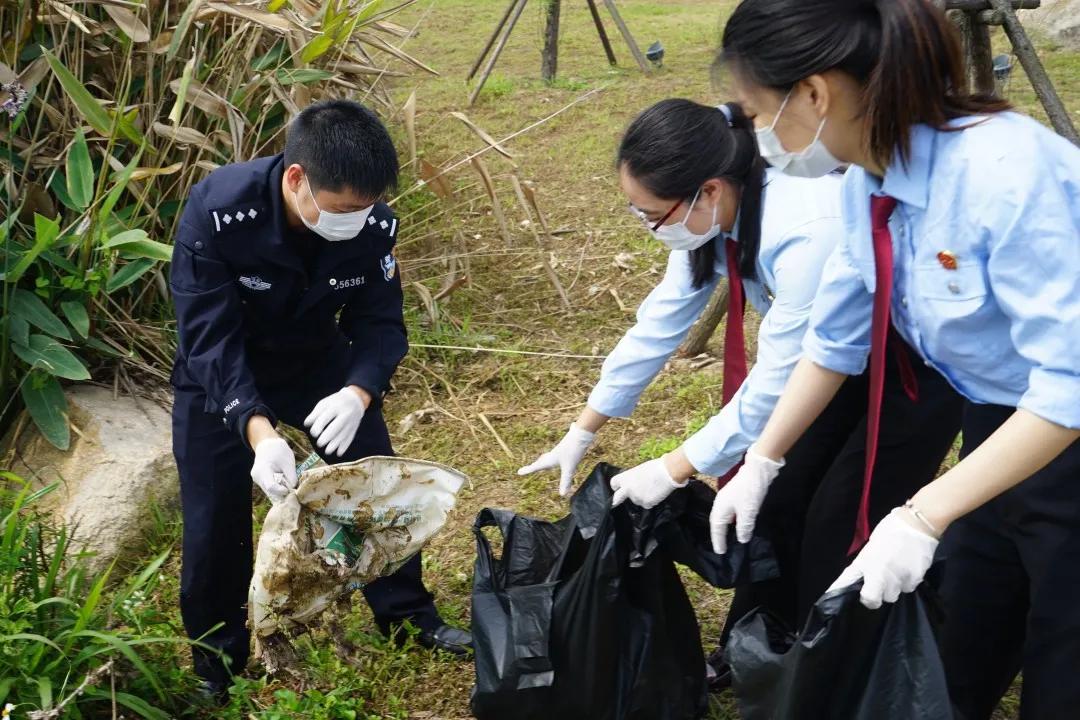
[
  {"left": 248, "top": 209, "right": 258, "bottom": 219},
  {"left": 222, "top": 214, "right": 232, "bottom": 224},
  {"left": 379, "top": 220, "right": 389, "bottom": 229}
]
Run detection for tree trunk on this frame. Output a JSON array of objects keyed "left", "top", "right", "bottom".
[
  {"left": 541, "top": 0, "right": 561, "bottom": 81},
  {"left": 678, "top": 283, "right": 730, "bottom": 358}
]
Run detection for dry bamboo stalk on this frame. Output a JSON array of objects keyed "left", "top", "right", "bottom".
[
  {"left": 450, "top": 111, "right": 515, "bottom": 160},
  {"left": 509, "top": 172, "right": 571, "bottom": 310},
  {"left": 402, "top": 89, "right": 417, "bottom": 168},
  {"left": 389, "top": 86, "right": 606, "bottom": 206},
  {"left": 478, "top": 412, "right": 514, "bottom": 459},
  {"left": 470, "top": 156, "right": 512, "bottom": 245}
]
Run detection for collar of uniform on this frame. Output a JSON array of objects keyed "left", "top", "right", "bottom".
[{"left": 879, "top": 124, "right": 934, "bottom": 210}]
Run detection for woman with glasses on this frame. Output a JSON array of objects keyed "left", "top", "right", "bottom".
[{"left": 517, "top": 98, "right": 964, "bottom": 685}]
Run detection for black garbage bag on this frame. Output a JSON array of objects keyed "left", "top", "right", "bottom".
[
  {"left": 726, "top": 578, "right": 953, "bottom": 720},
  {"left": 471, "top": 463, "right": 778, "bottom": 720}
]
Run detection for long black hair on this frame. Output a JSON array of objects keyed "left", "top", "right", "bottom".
[
  {"left": 720, "top": 0, "right": 1009, "bottom": 168},
  {"left": 618, "top": 99, "right": 765, "bottom": 289}
]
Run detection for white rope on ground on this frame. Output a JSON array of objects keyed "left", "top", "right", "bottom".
[{"left": 410, "top": 343, "right": 604, "bottom": 360}]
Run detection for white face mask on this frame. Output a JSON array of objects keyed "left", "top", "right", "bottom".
[
  {"left": 648, "top": 188, "right": 721, "bottom": 252},
  {"left": 298, "top": 178, "right": 373, "bottom": 241},
  {"left": 756, "top": 90, "right": 843, "bottom": 178}
]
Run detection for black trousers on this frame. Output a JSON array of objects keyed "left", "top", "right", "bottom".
[
  {"left": 718, "top": 338, "right": 965, "bottom": 646},
  {"left": 173, "top": 347, "right": 440, "bottom": 683},
  {"left": 936, "top": 403, "right": 1080, "bottom": 720}
]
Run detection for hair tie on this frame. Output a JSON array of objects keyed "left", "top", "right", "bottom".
[{"left": 717, "top": 103, "right": 734, "bottom": 127}]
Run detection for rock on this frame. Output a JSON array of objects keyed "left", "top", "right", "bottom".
[
  {"left": 2, "top": 384, "right": 177, "bottom": 571},
  {"left": 1025, "top": 0, "right": 1080, "bottom": 49}
]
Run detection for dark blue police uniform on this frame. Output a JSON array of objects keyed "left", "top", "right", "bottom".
[{"left": 170, "top": 154, "right": 439, "bottom": 683}]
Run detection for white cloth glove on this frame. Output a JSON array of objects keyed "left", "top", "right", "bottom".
[
  {"left": 710, "top": 447, "right": 785, "bottom": 554},
  {"left": 610, "top": 457, "right": 687, "bottom": 509},
  {"left": 517, "top": 423, "right": 596, "bottom": 496},
  {"left": 304, "top": 387, "right": 366, "bottom": 457},
  {"left": 827, "top": 509, "right": 939, "bottom": 610},
  {"left": 250, "top": 437, "right": 298, "bottom": 503}
]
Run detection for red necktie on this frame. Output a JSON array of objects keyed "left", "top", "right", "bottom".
[
  {"left": 718, "top": 238, "right": 748, "bottom": 487},
  {"left": 850, "top": 194, "right": 899, "bottom": 553}
]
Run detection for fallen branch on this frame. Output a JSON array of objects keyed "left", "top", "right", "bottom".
[
  {"left": 478, "top": 412, "right": 514, "bottom": 459},
  {"left": 410, "top": 343, "right": 604, "bottom": 360},
  {"left": 27, "top": 661, "right": 114, "bottom": 720}
]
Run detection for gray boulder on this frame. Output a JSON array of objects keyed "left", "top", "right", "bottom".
[{"left": 2, "top": 385, "right": 177, "bottom": 571}]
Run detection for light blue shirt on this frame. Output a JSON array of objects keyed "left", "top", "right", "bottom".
[
  {"left": 588, "top": 169, "right": 844, "bottom": 476},
  {"left": 804, "top": 112, "right": 1080, "bottom": 429}
]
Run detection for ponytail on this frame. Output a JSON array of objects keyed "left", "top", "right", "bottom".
[
  {"left": 720, "top": 0, "right": 1010, "bottom": 167},
  {"left": 617, "top": 99, "right": 764, "bottom": 288}
]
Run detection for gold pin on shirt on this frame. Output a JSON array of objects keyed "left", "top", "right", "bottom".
[{"left": 936, "top": 250, "right": 958, "bottom": 270}]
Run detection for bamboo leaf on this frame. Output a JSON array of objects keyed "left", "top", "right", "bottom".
[
  {"left": 66, "top": 128, "right": 94, "bottom": 210},
  {"left": 167, "top": 0, "right": 203, "bottom": 61},
  {"left": 5, "top": 214, "right": 61, "bottom": 284},
  {"left": 300, "top": 34, "right": 336, "bottom": 64},
  {"left": 103, "top": 229, "right": 172, "bottom": 261},
  {"left": 12, "top": 335, "right": 91, "bottom": 380},
  {"left": 352, "top": 0, "right": 387, "bottom": 26},
  {"left": 106, "top": 258, "right": 156, "bottom": 293},
  {"left": 275, "top": 68, "right": 335, "bottom": 85},
  {"left": 101, "top": 228, "right": 148, "bottom": 248},
  {"left": 101, "top": 146, "right": 145, "bottom": 220},
  {"left": 202, "top": 2, "right": 294, "bottom": 33},
  {"left": 117, "top": 240, "right": 173, "bottom": 262},
  {"left": 9, "top": 288, "right": 71, "bottom": 340},
  {"left": 126, "top": 162, "right": 184, "bottom": 181},
  {"left": 9, "top": 315, "right": 29, "bottom": 347},
  {"left": 19, "top": 372, "right": 70, "bottom": 450},
  {"left": 42, "top": 50, "right": 112, "bottom": 137},
  {"left": 60, "top": 301, "right": 90, "bottom": 338},
  {"left": 168, "top": 56, "right": 195, "bottom": 125},
  {"left": 103, "top": 5, "right": 151, "bottom": 43},
  {"left": 150, "top": 121, "right": 208, "bottom": 146}
]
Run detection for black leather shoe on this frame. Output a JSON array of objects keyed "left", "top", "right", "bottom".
[
  {"left": 194, "top": 679, "right": 230, "bottom": 706},
  {"left": 417, "top": 624, "right": 473, "bottom": 658}
]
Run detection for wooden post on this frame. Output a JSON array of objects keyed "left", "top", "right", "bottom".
[
  {"left": 541, "top": 0, "right": 561, "bottom": 82},
  {"left": 601, "top": 0, "right": 650, "bottom": 73},
  {"left": 966, "top": 12, "right": 997, "bottom": 96},
  {"left": 469, "top": 0, "right": 530, "bottom": 106},
  {"left": 586, "top": 0, "right": 617, "bottom": 66},
  {"left": 677, "top": 285, "right": 730, "bottom": 358},
  {"left": 987, "top": 0, "right": 1080, "bottom": 145},
  {"left": 467, "top": 0, "right": 520, "bottom": 82}
]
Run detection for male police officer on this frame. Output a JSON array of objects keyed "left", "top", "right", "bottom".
[{"left": 170, "top": 100, "right": 471, "bottom": 694}]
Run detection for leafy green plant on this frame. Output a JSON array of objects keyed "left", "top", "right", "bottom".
[
  {"left": 0, "top": 0, "right": 427, "bottom": 448},
  {"left": 0, "top": 474, "right": 195, "bottom": 718}
]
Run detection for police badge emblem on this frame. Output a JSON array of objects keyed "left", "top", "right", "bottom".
[{"left": 381, "top": 252, "right": 397, "bottom": 281}]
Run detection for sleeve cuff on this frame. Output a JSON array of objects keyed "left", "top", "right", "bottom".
[
  {"left": 1019, "top": 368, "right": 1080, "bottom": 430},
  {"left": 345, "top": 367, "right": 389, "bottom": 410},
  {"left": 234, "top": 402, "right": 277, "bottom": 449},
  {"left": 682, "top": 430, "right": 741, "bottom": 478},
  {"left": 586, "top": 384, "right": 638, "bottom": 419},
  {"left": 801, "top": 330, "right": 870, "bottom": 376}
]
